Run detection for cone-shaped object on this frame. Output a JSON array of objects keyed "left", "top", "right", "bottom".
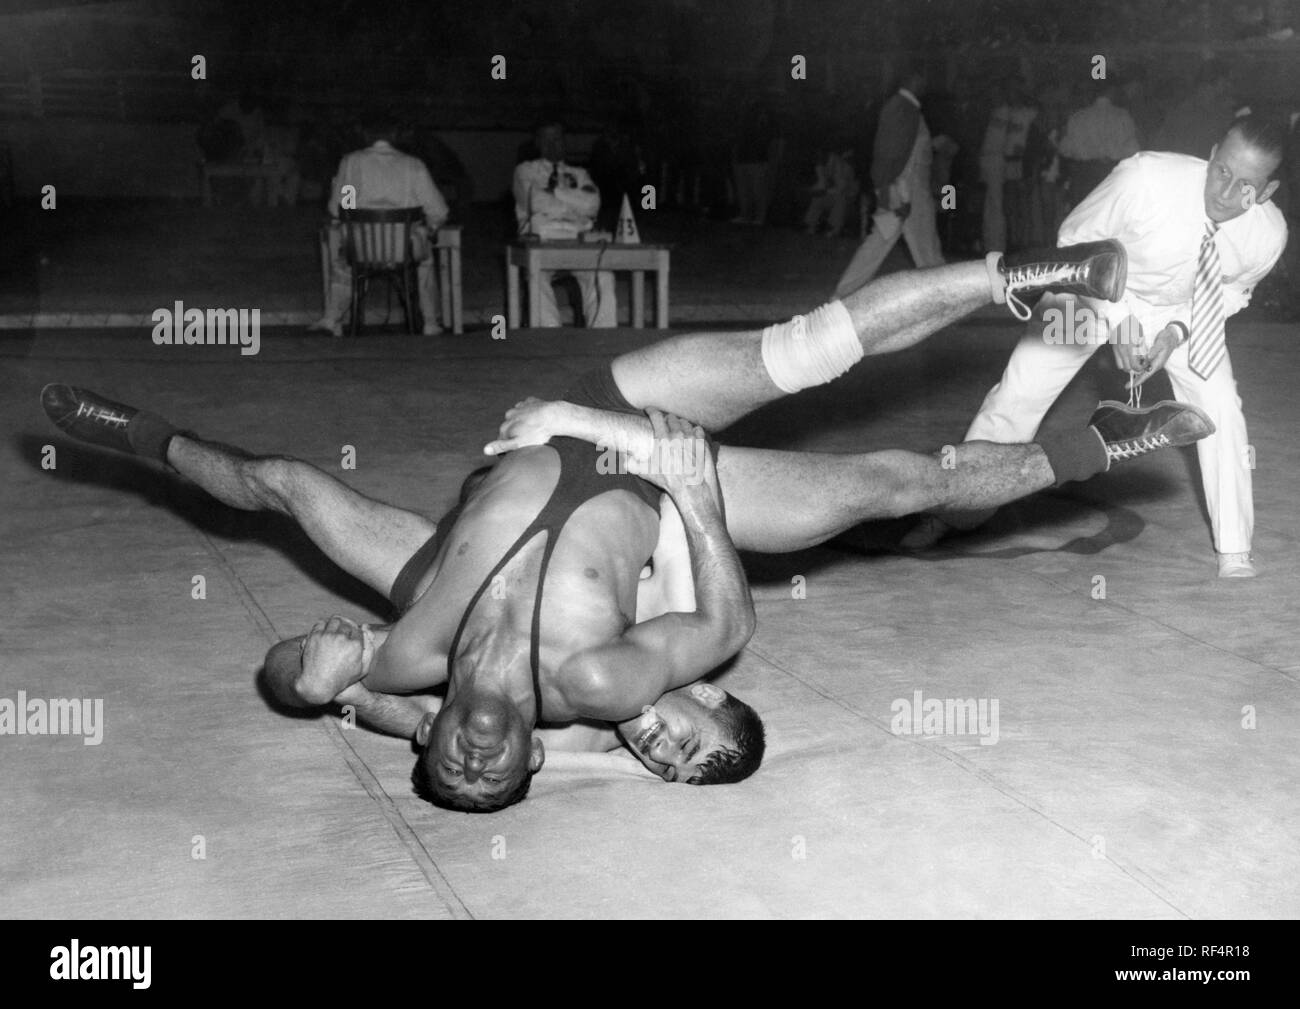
[{"left": 615, "top": 193, "right": 641, "bottom": 244}]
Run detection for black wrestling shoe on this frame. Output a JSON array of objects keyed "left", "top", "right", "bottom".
[
  {"left": 41, "top": 384, "right": 178, "bottom": 463},
  {"left": 1000, "top": 239, "right": 1128, "bottom": 320},
  {"left": 1089, "top": 399, "right": 1215, "bottom": 467}
]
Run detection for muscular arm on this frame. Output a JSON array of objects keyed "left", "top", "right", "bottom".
[
  {"left": 362, "top": 611, "right": 450, "bottom": 694},
  {"left": 485, "top": 399, "right": 658, "bottom": 460},
  {"left": 561, "top": 429, "right": 755, "bottom": 721},
  {"left": 263, "top": 621, "right": 412, "bottom": 706},
  {"left": 335, "top": 680, "right": 433, "bottom": 738}
]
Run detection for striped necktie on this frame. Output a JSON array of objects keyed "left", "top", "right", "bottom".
[{"left": 1187, "top": 221, "right": 1226, "bottom": 379}]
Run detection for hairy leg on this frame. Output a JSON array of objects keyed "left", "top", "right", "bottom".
[
  {"left": 166, "top": 436, "right": 435, "bottom": 596},
  {"left": 610, "top": 261, "right": 993, "bottom": 430},
  {"left": 716, "top": 441, "right": 1054, "bottom": 553}
]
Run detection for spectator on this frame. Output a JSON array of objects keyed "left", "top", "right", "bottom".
[
  {"left": 512, "top": 118, "right": 616, "bottom": 328},
  {"left": 309, "top": 110, "right": 449, "bottom": 337},
  {"left": 833, "top": 62, "right": 945, "bottom": 296},
  {"left": 217, "top": 92, "right": 267, "bottom": 161},
  {"left": 1033, "top": 79, "right": 1074, "bottom": 237},
  {"left": 803, "top": 146, "right": 859, "bottom": 237},
  {"left": 979, "top": 77, "right": 1038, "bottom": 253},
  {"left": 1058, "top": 77, "right": 1139, "bottom": 205}
]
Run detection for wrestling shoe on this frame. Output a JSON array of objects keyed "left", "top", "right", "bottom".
[
  {"left": 1089, "top": 399, "right": 1215, "bottom": 468},
  {"left": 40, "top": 384, "right": 179, "bottom": 463},
  {"left": 999, "top": 239, "right": 1128, "bottom": 320}
]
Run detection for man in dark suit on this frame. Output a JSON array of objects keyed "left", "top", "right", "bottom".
[{"left": 835, "top": 63, "right": 945, "bottom": 295}]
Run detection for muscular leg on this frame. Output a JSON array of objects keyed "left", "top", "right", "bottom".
[
  {"left": 165, "top": 435, "right": 435, "bottom": 597},
  {"left": 716, "top": 441, "right": 1055, "bottom": 553},
  {"left": 611, "top": 261, "right": 993, "bottom": 430}
]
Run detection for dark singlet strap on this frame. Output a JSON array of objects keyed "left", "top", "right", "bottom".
[
  {"left": 445, "top": 437, "right": 659, "bottom": 723},
  {"left": 445, "top": 523, "right": 551, "bottom": 720}
]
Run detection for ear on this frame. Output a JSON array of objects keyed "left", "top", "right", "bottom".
[
  {"left": 414, "top": 711, "right": 436, "bottom": 746},
  {"left": 528, "top": 735, "right": 546, "bottom": 773},
  {"left": 1258, "top": 179, "right": 1280, "bottom": 205},
  {"left": 689, "top": 682, "right": 726, "bottom": 707}
]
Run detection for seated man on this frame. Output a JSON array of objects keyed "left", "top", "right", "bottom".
[
  {"left": 311, "top": 111, "right": 449, "bottom": 337},
  {"left": 42, "top": 240, "right": 1215, "bottom": 813},
  {"left": 804, "top": 147, "right": 860, "bottom": 238},
  {"left": 513, "top": 118, "right": 617, "bottom": 328}
]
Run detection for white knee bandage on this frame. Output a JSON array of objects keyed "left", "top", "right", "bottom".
[{"left": 760, "top": 300, "right": 861, "bottom": 394}]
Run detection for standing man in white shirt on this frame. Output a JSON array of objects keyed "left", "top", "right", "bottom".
[
  {"left": 905, "top": 118, "right": 1288, "bottom": 578},
  {"left": 513, "top": 118, "right": 617, "bottom": 328},
  {"left": 1058, "top": 79, "right": 1139, "bottom": 207},
  {"left": 311, "top": 114, "right": 450, "bottom": 337}
]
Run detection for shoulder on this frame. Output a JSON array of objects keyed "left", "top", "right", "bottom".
[
  {"left": 1122, "top": 151, "right": 1201, "bottom": 185},
  {"left": 1250, "top": 200, "right": 1288, "bottom": 250},
  {"left": 554, "top": 649, "right": 627, "bottom": 717}
]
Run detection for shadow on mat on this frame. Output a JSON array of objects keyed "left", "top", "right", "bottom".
[
  {"left": 15, "top": 433, "right": 405, "bottom": 619},
  {"left": 831, "top": 489, "right": 1148, "bottom": 560}
]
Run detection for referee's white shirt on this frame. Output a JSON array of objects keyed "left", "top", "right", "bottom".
[{"left": 1059, "top": 151, "right": 1286, "bottom": 337}]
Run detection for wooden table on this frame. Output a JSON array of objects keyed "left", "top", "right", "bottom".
[
  {"left": 506, "top": 241, "right": 670, "bottom": 329},
  {"left": 318, "top": 223, "right": 462, "bottom": 334}
]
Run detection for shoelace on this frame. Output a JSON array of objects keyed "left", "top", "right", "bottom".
[
  {"left": 1106, "top": 431, "right": 1169, "bottom": 460},
  {"left": 1127, "top": 376, "right": 1142, "bottom": 411},
  {"left": 1005, "top": 262, "right": 1088, "bottom": 322},
  {"left": 78, "top": 402, "right": 129, "bottom": 428}
]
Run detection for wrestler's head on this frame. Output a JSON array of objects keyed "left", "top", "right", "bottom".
[
  {"left": 1204, "top": 116, "right": 1284, "bottom": 223},
  {"left": 617, "top": 682, "right": 765, "bottom": 785},
  {"left": 411, "top": 689, "right": 545, "bottom": 814}
]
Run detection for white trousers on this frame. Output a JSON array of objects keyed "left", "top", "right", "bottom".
[
  {"left": 536, "top": 268, "right": 618, "bottom": 328},
  {"left": 834, "top": 197, "right": 944, "bottom": 297},
  {"left": 965, "top": 294, "right": 1254, "bottom": 553}
]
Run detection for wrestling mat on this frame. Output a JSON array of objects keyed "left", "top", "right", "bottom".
[{"left": 3, "top": 320, "right": 1297, "bottom": 918}]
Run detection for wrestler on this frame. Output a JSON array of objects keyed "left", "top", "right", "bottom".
[{"left": 41, "top": 241, "right": 1216, "bottom": 813}]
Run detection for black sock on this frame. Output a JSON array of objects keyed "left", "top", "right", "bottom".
[
  {"left": 1036, "top": 427, "right": 1108, "bottom": 486},
  {"left": 126, "top": 411, "right": 181, "bottom": 465}
]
